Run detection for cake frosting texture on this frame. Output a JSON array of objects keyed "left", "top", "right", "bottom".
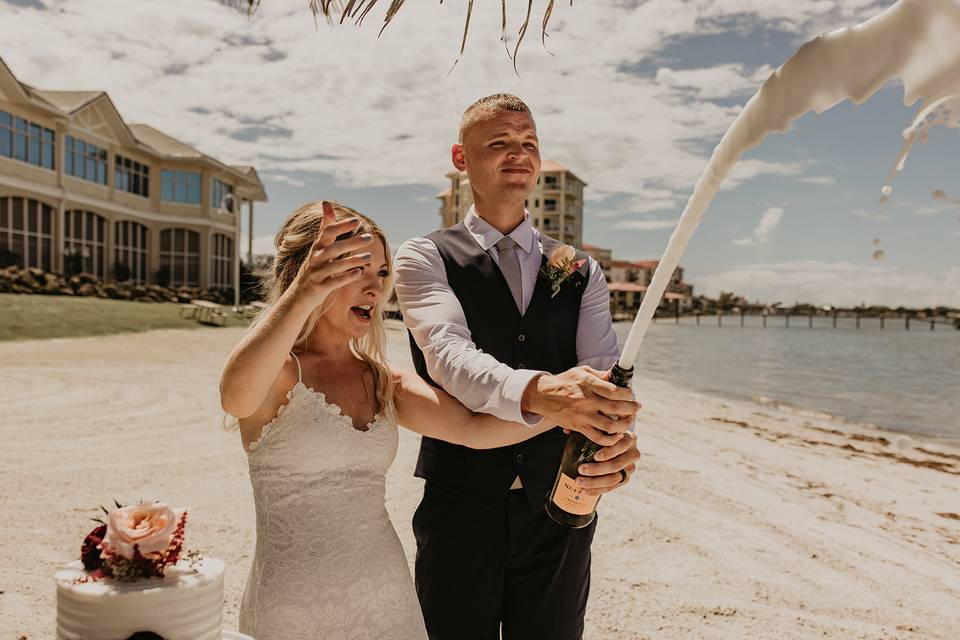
[{"left": 55, "top": 557, "right": 224, "bottom": 640}]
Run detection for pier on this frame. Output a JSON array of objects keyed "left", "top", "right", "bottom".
[{"left": 644, "top": 311, "right": 960, "bottom": 330}]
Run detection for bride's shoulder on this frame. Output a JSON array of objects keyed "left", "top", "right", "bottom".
[{"left": 239, "top": 356, "right": 301, "bottom": 452}]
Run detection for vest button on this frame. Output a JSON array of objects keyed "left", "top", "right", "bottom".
[
  {"left": 515, "top": 454, "right": 524, "bottom": 464},
  {"left": 517, "top": 334, "right": 526, "bottom": 342},
  {"left": 518, "top": 362, "right": 526, "bottom": 369}
]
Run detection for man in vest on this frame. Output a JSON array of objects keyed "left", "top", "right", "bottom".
[{"left": 394, "top": 93, "right": 642, "bottom": 640}]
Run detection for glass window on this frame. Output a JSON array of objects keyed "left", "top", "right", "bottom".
[
  {"left": 114, "top": 220, "right": 150, "bottom": 284},
  {"left": 115, "top": 155, "right": 150, "bottom": 197},
  {"left": 159, "top": 228, "right": 201, "bottom": 287},
  {"left": 0, "top": 196, "right": 54, "bottom": 271},
  {"left": 174, "top": 176, "right": 187, "bottom": 202},
  {"left": 161, "top": 170, "right": 202, "bottom": 204},
  {"left": 65, "top": 135, "right": 107, "bottom": 184},
  {"left": 212, "top": 178, "right": 234, "bottom": 212},
  {"left": 161, "top": 171, "right": 174, "bottom": 201}
]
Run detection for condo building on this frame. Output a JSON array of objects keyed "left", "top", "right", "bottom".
[
  {"left": 0, "top": 57, "right": 266, "bottom": 292},
  {"left": 438, "top": 160, "right": 585, "bottom": 247}
]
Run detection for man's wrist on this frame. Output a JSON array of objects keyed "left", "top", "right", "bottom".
[{"left": 520, "top": 372, "right": 548, "bottom": 417}]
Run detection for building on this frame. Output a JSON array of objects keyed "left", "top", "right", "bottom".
[
  {"left": 582, "top": 243, "right": 612, "bottom": 277},
  {"left": 607, "top": 259, "right": 694, "bottom": 315},
  {"left": 0, "top": 56, "right": 267, "bottom": 296},
  {"left": 437, "top": 160, "right": 586, "bottom": 247}
]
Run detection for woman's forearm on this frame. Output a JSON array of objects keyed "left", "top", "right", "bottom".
[
  {"left": 219, "top": 290, "right": 314, "bottom": 417},
  {"left": 394, "top": 368, "right": 553, "bottom": 449}
]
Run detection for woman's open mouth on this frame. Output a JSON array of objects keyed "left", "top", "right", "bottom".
[{"left": 351, "top": 305, "right": 373, "bottom": 321}]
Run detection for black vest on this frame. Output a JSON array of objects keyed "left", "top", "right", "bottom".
[{"left": 409, "top": 222, "right": 590, "bottom": 511}]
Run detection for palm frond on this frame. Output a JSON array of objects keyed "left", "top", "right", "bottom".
[{"left": 242, "top": 1, "right": 572, "bottom": 69}]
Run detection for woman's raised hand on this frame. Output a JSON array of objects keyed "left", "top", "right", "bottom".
[{"left": 289, "top": 201, "right": 373, "bottom": 309}]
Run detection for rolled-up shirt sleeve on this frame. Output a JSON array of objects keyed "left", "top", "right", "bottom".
[{"left": 394, "top": 237, "right": 543, "bottom": 426}]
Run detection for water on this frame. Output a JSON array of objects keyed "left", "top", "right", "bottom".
[
  {"left": 614, "top": 320, "right": 960, "bottom": 441},
  {"left": 619, "top": 0, "right": 960, "bottom": 365}
]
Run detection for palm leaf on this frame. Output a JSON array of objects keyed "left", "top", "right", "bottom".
[{"left": 242, "top": 1, "right": 572, "bottom": 68}]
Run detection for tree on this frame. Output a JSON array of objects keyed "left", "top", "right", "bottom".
[{"left": 242, "top": 1, "right": 572, "bottom": 71}]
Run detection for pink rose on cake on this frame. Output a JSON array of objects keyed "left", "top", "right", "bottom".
[
  {"left": 102, "top": 502, "right": 181, "bottom": 560},
  {"left": 79, "top": 500, "right": 190, "bottom": 581}
]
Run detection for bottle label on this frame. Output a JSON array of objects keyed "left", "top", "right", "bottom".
[{"left": 552, "top": 473, "right": 599, "bottom": 516}]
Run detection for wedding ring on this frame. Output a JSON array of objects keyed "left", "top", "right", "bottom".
[{"left": 618, "top": 469, "right": 627, "bottom": 484}]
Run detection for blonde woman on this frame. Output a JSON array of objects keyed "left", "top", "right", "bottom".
[{"left": 219, "top": 201, "right": 626, "bottom": 639}]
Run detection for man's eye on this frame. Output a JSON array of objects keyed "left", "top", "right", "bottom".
[
  {"left": 489, "top": 141, "right": 504, "bottom": 147},
  {"left": 524, "top": 143, "right": 537, "bottom": 149}
]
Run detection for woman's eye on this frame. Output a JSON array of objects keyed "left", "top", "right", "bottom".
[{"left": 378, "top": 270, "right": 390, "bottom": 278}]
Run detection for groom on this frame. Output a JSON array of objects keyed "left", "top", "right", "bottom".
[{"left": 394, "top": 94, "right": 641, "bottom": 640}]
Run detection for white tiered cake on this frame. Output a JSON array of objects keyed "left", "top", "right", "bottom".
[
  {"left": 55, "top": 557, "right": 225, "bottom": 640},
  {"left": 56, "top": 502, "right": 248, "bottom": 640}
]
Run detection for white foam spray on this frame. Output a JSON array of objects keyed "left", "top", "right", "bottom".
[{"left": 619, "top": 0, "right": 960, "bottom": 368}]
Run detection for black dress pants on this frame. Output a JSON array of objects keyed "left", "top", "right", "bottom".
[{"left": 413, "top": 482, "right": 597, "bottom": 640}]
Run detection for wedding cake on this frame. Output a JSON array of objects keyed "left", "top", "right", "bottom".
[{"left": 54, "top": 501, "right": 228, "bottom": 640}]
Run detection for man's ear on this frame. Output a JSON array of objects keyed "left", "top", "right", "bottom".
[{"left": 451, "top": 143, "right": 467, "bottom": 171}]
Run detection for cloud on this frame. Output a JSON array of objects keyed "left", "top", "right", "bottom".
[
  {"left": 0, "top": 0, "right": 873, "bottom": 206},
  {"left": 733, "top": 206, "right": 784, "bottom": 246},
  {"left": 265, "top": 173, "right": 306, "bottom": 188},
  {"left": 697, "top": 261, "right": 960, "bottom": 307},
  {"left": 850, "top": 208, "right": 889, "bottom": 221},
  {"left": 798, "top": 175, "right": 836, "bottom": 186},
  {"left": 610, "top": 218, "right": 678, "bottom": 231},
  {"left": 655, "top": 63, "right": 774, "bottom": 99}
]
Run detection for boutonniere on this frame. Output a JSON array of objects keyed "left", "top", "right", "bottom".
[{"left": 540, "top": 245, "right": 587, "bottom": 298}]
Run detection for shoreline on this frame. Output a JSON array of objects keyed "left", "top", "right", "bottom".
[{"left": 2, "top": 325, "right": 958, "bottom": 639}]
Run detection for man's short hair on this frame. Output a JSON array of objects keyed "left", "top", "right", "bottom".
[{"left": 458, "top": 94, "right": 531, "bottom": 143}]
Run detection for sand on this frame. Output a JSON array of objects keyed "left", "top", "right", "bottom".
[{"left": 1, "top": 323, "right": 958, "bottom": 639}]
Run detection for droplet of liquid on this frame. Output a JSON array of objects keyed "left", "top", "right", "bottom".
[
  {"left": 872, "top": 238, "right": 881, "bottom": 246},
  {"left": 872, "top": 250, "right": 886, "bottom": 260},
  {"left": 881, "top": 185, "right": 892, "bottom": 196},
  {"left": 933, "top": 189, "right": 946, "bottom": 199}
]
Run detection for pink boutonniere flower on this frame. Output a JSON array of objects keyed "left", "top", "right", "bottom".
[{"left": 541, "top": 245, "right": 587, "bottom": 298}]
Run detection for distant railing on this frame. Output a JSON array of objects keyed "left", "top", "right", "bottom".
[{"left": 646, "top": 312, "right": 960, "bottom": 331}]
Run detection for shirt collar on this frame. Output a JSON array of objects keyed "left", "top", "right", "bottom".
[{"left": 464, "top": 205, "right": 536, "bottom": 255}]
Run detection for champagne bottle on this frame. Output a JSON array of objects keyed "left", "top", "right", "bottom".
[{"left": 545, "top": 364, "right": 634, "bottom": 528}]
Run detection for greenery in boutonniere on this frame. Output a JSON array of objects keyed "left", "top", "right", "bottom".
[{"left": 540, "top": 245, "right": 587, "bottom": 298}]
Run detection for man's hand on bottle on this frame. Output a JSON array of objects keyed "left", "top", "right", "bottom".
[
  {"left": 576, "top": 430, "right": 641, "bottom": 496},
  {"left": 520, "top": 365, "right": 640, "bottom": 446}
]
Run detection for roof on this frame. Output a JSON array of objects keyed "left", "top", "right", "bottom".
[
  {"left": 608, "top": 282, "right": 648, "bottom": 292},
  {"left": 582, "top": 242, "right": 609, "bottom": 252},
  {"left": 540, "top": 160, "right": 568, "bottom": 172},
  {"left": 632, "top": 260, "right": 660, "bottom": 269},
  {"left": 436, "top": 187, "right": 452, "bottom": 198},
  {"left": 540, "top": 159, "right": 585, "bottom": 184},
  {"left": 0, "top": 56, "right": 266, "bottom": 201},
  {"left": 26, "top": 89, "right": 104, "bottom": 113}
]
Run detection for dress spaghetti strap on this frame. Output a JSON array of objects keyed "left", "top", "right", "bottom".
[{"left": 289, "top": 351, "right": 303, "bottom": 384}]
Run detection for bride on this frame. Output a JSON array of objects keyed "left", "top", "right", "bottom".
[{"left": 219, "top": 200, "right": 625, "bottom": 639}]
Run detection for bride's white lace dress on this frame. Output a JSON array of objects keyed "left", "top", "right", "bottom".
[{"left": 239, "top": 359, "right": 427, "bottom": 639}]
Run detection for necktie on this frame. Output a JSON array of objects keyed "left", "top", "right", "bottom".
[{"left": 495, "top": 236, "right": 523, "bottom": 313}]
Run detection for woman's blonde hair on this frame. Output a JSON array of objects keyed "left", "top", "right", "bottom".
[{"left": 256, "top": 199, "right": 396, "bottom": 424}]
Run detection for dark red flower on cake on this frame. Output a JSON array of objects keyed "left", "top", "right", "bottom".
[{"left": 81, "top": 525, "right": 107, "bottom": 571}]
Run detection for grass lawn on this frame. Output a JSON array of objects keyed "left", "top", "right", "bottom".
[{"left": 0, "top": 294, "right": 249, "bottom": 341}]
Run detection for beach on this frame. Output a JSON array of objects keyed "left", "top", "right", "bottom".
[{"left": 2, "top": 323, "right": 959, "bottom": 639}]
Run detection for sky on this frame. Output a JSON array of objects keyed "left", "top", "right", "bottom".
[{"left": 0, "top": 0, "right": 957, "bottom": 307}]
